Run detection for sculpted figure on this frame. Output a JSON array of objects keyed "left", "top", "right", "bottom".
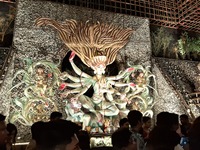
[
  {"left": 60, "top": 52, "right": 135, "bottom": 125},
  {"left": 35, "top": 67, "right": 48, "bottom": 97},
  {"left": 9, "top": 60, "right": 60, "bottom": 125},
  {"left": 65, "top": 98, "right": 83, "bottom": 122},
  {"left": 35, "top": 18, "right": 155, "bottom": 129}
]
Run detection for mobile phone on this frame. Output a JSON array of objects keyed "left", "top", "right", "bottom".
[{"left": 180, "top": 136, "right": 189, "bottom": 147}]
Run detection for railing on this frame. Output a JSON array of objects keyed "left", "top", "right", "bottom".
[
  {"left": 187, "top": 92, "right": 200, "bottom": 105},
  {"left": 43, "top": 0, "right": 200, "bottom": 33},
  {"left": 187, "top": 92, "right": 200, "bottom": 97}
]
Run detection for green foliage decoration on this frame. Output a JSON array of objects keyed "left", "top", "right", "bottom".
[
  {"left": 177, "top": 32, "right": 200, "bottom": 59},
  {"left": 8, "top": 58, "right": 61, "bottom": 126},
  {"left": 151, "top": 27, "right": 173, "bottom": 57}
]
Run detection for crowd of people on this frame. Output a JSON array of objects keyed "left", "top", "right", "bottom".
[{"left": 0, "top": 110, "right": 199, "bottom": 150}]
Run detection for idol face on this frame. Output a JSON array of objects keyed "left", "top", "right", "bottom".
[{"left": 93, "top": 63, "right": 106, "bottom": 75}]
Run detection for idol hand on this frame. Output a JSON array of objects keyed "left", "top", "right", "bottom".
[
  {"left": 126, "top": 67, "right": 134, "bottom": 72},
  {"left": 69, "top": 51, "right": 76, "bottom": 61},
  {"left": 129, "top": 83, "right": 136, "bottom": 87}
]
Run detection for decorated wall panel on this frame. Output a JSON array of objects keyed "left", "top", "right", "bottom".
[
  {"left": 0, "top": 0, "right": 152, "bottom": 141},
  {"left": 152, "top": 65, "right": 185, "bottom": 118}
]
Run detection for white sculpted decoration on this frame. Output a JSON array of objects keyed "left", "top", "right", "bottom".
[
  {"left": 35, "top": 18, "right": 155, "bottom": 131},
  {"left": 59, "top": 52, "right": 155, "bottom": 131}
]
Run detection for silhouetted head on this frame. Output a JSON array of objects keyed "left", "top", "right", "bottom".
[
  {"left": 31, "top": 121, "right": 45, "bottom": 140},
  {"left": 7, "top": 123, "right": 17, "bottom": 143},
  {"left": 180, "top": 114, "right": 189, "bottom": 125},
  {"left": 127, "top": 110, "right": 143, "bottom": 128},
  {"left": 112, "top": 128, "right": 136, "bottom": 150},
  {"left": 156, "top": 112, "right": 170, "bottom": 128},
  {"left": 142, "top": 116, "right": 152, "bottom": 129},
  {"left": 50, "top": 111, "right": 62, "bottom": 121},
  {"left": 37, "top": 119, "right": 81, "bottom": 150},
  {"left": 170, "top": 113, "right": 179, "bottom": 131},
  {"left": 119, "top": 118, "right": 129, "bottom": 129}
]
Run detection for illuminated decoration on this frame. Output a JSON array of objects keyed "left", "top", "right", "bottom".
[
  {"left": 35, "top": 18, "right": 133, "bottom": 67},
  {"left": 5, "top": 18, "right": 155, "bottom": 131},
  {"left": 35, "top": 18, "right": 156, "bottom": 130},
  {"left": 90, "top": 135, "right": 112, "bottom": 148},
  {"left": 60, "top": 52, "right": 155, "bottom": 130},
  {"left": 9, "top": 59, "right": 60, "bottom": 125}
]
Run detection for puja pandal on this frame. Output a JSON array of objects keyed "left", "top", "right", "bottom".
[
  {"left": 11, "top": 18, "right": 155, "bottom": 131},
  {"left": 0, "top": 0, "right": 200, "bottom": 147},
  {"left": 8, "top": 18, "right": 156, "bottom": 146}
]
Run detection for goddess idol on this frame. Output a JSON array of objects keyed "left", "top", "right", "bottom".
[{"left": 35, "top": 18, "right": 152, "bottom": 130}]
